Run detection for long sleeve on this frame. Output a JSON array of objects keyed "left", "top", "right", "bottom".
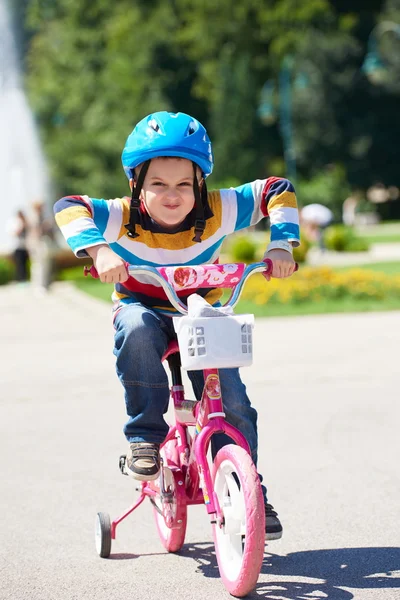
[
  {"left": 53, "top": 195, "right": 108, "bottom": 257},
  {"left": 263, "top": 177, "right": 300, "bottom": 246},
  {"left": 224, "top": 177, "right": 300, "bottom": 246}
]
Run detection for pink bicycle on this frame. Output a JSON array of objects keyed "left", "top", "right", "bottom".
[{"left": 93, "top": 260, "right": 278, "bottom": 597}]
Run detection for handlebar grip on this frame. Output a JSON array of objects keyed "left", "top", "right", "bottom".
[
  {"left": 263, "top": 258, "right": 273, "bottom": 276},
  {"left": 84, "top": 265, "right": 99, "bottom": 278},
  {"left": 83, "top": 262, "right": 130, "bottom": 279},
  {"left": 262, "top": 259, "right": 299, "bottom": 276}
]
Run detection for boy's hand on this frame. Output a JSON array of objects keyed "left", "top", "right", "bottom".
[
  {"left": 263, "top": 249, "right": 296, "bottom": 281},
  {"left": 86, "top": 244, "right": 129, "bottom": 283}
]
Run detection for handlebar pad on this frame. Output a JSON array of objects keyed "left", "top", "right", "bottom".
[{"left": 83, "top": 259, "right": 298, "bottom": 290}]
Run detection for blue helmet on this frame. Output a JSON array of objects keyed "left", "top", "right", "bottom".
[{"left": 121, "top": 111, "right": 214, "bottom": 180}]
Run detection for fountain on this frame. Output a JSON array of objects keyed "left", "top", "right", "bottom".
[{"left": 0, "top": 0, "right": 51, "bottom": 253}]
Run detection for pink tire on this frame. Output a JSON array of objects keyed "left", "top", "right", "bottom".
[
  {"left": 212, "top": 445, "right": 265, "bottom": 597},
  {"left": 153, "top": 439, "right": 187, "bottom": 553}
]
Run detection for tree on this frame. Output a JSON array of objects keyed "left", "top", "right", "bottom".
[
  {"left": 20, "top": 0, "right": 400, "bottom": 204},
  {"left": 25, "top": 0, "right": 174, "bottom": 197},
  {"left": 23, "top": 0, "right": 335, "bottom": 197}
]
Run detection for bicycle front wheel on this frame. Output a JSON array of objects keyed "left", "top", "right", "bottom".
[
  {"left": 212, "top": 445, "right": 265, "bottom": 597},
  {"left": 152, "top": 439, "right": 187, "bottom": 553}
]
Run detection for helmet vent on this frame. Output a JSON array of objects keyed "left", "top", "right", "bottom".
[
  {"left": 148, "top": 119, "right": 160, "bottom": 132},
  {"left": 187, "top": 120, "right": 198, "bottom": 136}
]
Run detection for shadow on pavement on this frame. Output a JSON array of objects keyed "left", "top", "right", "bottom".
[
  {"left": 177, "top": 544, "right": 400, "bottom": 599},
  {"left": 109, "top": 551, "right": 168, "bottom": 560},
  {"left": 109, "top": 552, "right": 140, "bottom": 560},
  {"left": 178, "top": 542, "right": 219, "bottom": 578}
]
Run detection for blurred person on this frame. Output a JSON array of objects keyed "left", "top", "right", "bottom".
[
  {"left": 342, "top": 192, "right": 361, "bottom": 227},
  {"left": 387, "top": 186, "right": 399, "bottom": 201},
  {"left": 29, "top": 200, "right": 56, "bottom": 292},
  {"left": 6, "top": 209, "right": 30, "bottom": 283},
  {"left": 367, "top": 183, "right": 389, "bottom": 204},
  {"left": 300, "top": 203, "right": 333, "bottom": 251},
  {"left": 54, "top": 111, "right": 300, "bottom": 541}
]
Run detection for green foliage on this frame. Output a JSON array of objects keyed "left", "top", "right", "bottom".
[
  {"left": 25, "top": 0, "right": 174, "bottom": 198},
  {"left": 22, "top": 0, "right": 336, "bottom": 199},
  {"left": 53, "top": 249, "right": 90, "bottom": 277},
  {"left": 229, "top": 236, "right": 258, "bottom": 262},
  {"left": 59, "top": 266, "right": 113, "bottom": 302},
  {"left": 208, "top": 177, "right": 241, "bottom": 191},
  {"left": 344, "top": 238, "right": 370, "bottom": 252},
  {"left": 324, "top": 225, "right": 354, "bottom": 251},
  {"left": 242, "top": 266, "right": 400, "bottom": 308},
  {"left": 210, "top": 47, "right": 259, "bottom": 182},
  {"left": 296, "top": 165, "right": 351, "bottom": 219},
  {"left": 17, "top": 0, "right": 400, "bottom": 201},
  {"left": 66, "top": 263, "right": 400, "bottom": 316},
  {"left": 0, "top": 258, "right": 15, "bottom": 285},
  {"left": 293, "top": 237, "right": 311, "bottom": 263},
  {"left": 324, "top": 225, "right": 370, "bottom": 252}
]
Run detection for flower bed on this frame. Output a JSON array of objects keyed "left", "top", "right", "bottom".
[{"left": 241, "top": 267, "right": 400, "bottom": 306}]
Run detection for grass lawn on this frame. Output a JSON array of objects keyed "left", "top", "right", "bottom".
[
  {"left": 74, "top": 277, "right": 114, "bottom": 301},
  {"left": 337, "top": 261, "right": 400, "bottom": 275},
  {"left": 356, "top": 221, "right": 400, "bottom": 245},
  {"left": 357, "top": 233, "right": 400, "bottom": 244},
  {"left": 61, "top": 262, "right": 400, "bottom": 317},
  {"left": 59, "top": 266, "right": 114, "bottom": 301}
]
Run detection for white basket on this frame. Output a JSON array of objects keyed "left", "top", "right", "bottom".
[{"left": 173, "top": 314, "right": 254, "bottom": 370}]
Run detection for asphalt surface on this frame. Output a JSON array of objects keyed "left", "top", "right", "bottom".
[{"left": 1, "top": 282, "right": 399, "bottom": 600}]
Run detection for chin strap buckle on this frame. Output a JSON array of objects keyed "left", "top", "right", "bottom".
[
  {"left": 124, "top": 226, "right": 139, "bottom": 239},
  {"left": 130, "top": 198, "right": 141, "bottom": 209},
  {"left": 192, "top": 219, "right": 205, "bottom": 243}
]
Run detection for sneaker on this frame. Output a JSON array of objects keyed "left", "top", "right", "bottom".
[
  {"left": 265, "top": 503, "right": 283, "bottom": 540},
  {"left": 125, "top": 442, "right": 160, "bottom": 481}
]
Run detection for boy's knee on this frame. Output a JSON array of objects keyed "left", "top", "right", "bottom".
[{"left": 116, "top": 308, "right": 161, "bottom": 347}]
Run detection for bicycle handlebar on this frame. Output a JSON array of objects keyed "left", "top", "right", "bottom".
[{"left": 84, "top": 260, "right": 298, "bottom": 315}]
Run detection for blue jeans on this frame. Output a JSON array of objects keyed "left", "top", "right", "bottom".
[{"left": 113, "top": 302, "right": 267, "bottom": 498}]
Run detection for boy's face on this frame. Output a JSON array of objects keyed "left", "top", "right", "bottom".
[{"left": 130, "top": 157, "right": 201, "bottom": 229}]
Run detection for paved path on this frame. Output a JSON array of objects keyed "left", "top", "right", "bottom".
[
  {"left": 307, "top": 242, "right": 400, "bottom": 267},
  {"left": 1, "top": 283, "right": 399, "bottom": 600}
]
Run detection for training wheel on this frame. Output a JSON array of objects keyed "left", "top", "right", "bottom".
[{"left": 95, "top": 512, "right": 112, "bottom": 558}]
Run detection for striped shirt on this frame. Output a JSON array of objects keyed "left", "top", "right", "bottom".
[{"left": 54, "top": 177, "right": 300, "bottom": 314}]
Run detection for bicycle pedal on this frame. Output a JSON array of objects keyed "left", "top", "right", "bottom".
[{"left": 119, "top": 454, "right": 128, "bottom": 476}]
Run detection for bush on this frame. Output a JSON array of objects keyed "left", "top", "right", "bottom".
[
  {"left": 324, "top": 225, "right": 353, "bottom": 251},
  {"left": 0, "top": 257, "right": 15, "bottom": 285},
  {"left": 324, "top": 225, "right": 370, "bottom": 252},
  {"left": 230, "top": 235, "right": 258, "bottom": 262},
  {"left": 296, "top": 165, "right": 351, "bottom": 220},
  {"left": 54, "top": 248, "right": 90, "bottom": 272},
  {"left": 293, "top": 237, "right": 311, "bottom": 263}
]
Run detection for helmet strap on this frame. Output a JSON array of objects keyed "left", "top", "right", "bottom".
[
  {"left": 124, "top": 160, "right": 150, "bottom": 238},
  {"left": 192, "top": 162, "right": 205, "bottom": 243}
]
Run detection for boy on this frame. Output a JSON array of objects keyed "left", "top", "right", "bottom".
[{"left": 54, "top": 111, "right": 299, "bottom": 540}]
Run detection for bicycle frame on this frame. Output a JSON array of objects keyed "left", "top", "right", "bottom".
[
  {"left": 89, "top": 261, "right": 276, "bottom": 538},
  {"left": 165, "top": 366, "right": 251, "bottom": 517},
  {"left": 94, "top": 259, "right": 300, "bottom": 594},
  {"left": 111, "top": 363, "right": 253, "bottom": 538}
]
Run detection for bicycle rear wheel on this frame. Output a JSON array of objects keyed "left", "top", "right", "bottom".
[
  {"left": 152, "top": 439, "right": 187, "bottom": 553},
  {"left": 212, "top": 445, "right": 265, "bottom": 597}
]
